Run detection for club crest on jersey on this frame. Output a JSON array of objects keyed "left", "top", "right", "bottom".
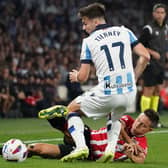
[{"left": 155, "top": 31, "right": 159, "bottom": 36}]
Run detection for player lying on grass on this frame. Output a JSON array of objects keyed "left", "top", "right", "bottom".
[{"left": 28, "top": 108, "right": 159, "bottom": 163}]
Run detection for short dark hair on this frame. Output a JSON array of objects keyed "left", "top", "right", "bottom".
[
  {"left": 144, "top": 109, "right": 159, "bottom": 128},
  {"left": 78, "top": 2, "right": 105, "bottom": 19},
  {"left": 153, "top": 3, "right": 167, "bottom": 12}
]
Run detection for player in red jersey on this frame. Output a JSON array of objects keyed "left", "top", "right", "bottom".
[
  {"left": 90, "top": 114, "right": 149, "bottom": 162},
  {"left": 28, "top": 109, "right": 159, "bottom": 163}
]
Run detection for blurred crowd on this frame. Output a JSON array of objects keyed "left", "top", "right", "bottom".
[{"left": 0, "top": 0, "right": 167, "bottom": 118}]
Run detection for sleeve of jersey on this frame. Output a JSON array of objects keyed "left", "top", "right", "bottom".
[
  {"left": 134, "top": 136, "right": 148, "bottom": 156},
  {"left": 139, "top": 26, "right": 151, "bottom": 47},
  {"left": 120, "top": 115, "right": 134, "bottom": 126},
  {"left": 80, "top": 39, "right": 92, "bottom": 64},
  {"left": 127, "top": 29, "right": 139, "bottom": 49}
]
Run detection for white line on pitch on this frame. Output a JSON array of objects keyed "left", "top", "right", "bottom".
[
  {"left": 0, "top": 130, "right": 168, "bottom": 146},
  {"left": 0, "top": 138, "right": 63, "bottom": 146}
]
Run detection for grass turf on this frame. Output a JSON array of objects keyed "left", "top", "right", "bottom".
[{"left": 0, "top": 112, "right": 168, "bottom": 168}]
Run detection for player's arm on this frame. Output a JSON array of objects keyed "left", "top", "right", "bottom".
[
  {"left": 120, "top": 120, "right": 132, "bottom": 143},
  {"left": 125, "top": 27, "right": 150, "bottom": 82},
  {"left": 120, "top": 120, "right": 143, "bottom": 155},
  {"left": 69, "top": 63, "right": 91, "bottom": 83},
  {"left": 69, "top": 38, "right": 91, "bottom": 83},
  {"left": 123, "top": 143, "right": 146, "bottom": 164},
  {"left": 133, "top": 43, "right": 150, "bottom": 82}
]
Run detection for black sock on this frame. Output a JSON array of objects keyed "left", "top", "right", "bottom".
[{"left": 0, "top": 147, "right": 2, "bottom": 155}]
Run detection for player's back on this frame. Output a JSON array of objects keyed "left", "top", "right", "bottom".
[{"left": 82, "top": 25, "right": 137, "bottom": 94}]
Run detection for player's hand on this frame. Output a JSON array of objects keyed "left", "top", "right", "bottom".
[
  {"left": 123, "top": 143, "right": 134, "bottom": 157},
  {"left": 69, "top": 69, "right": 79, "bottom": 82},
  {"left": 124, "top": 142, "right": 144, "bottom": 155},
  {"left": 124, "top": 143, "right": 133, "bottom": 151}
]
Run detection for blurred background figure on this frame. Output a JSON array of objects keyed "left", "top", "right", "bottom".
[
  {"left": 0, "top": 67, "right": 15, "bottom": 118},
  {"left": 139, "top": 3, "right": 168, "bottom": 114},
  {"left": 0, "top": 0, "right": 167, "bottom": 118}
]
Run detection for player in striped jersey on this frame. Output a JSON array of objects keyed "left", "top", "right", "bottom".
[
  {"left": 39, "top": 2, "right": 150, "bottom": 162},
  {"left": 28, "top": 109, "right": 159, "bottom": 163}
]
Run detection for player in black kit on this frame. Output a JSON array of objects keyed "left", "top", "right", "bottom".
[{"left": 139, "top": 3, "right": 168, "bottom": 115}]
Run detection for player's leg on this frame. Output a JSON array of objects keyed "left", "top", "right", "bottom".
[
  {"left": 61, "top": 88, "right": 106, "bottom": 162},
  {"left": 61, "top": 100, "right": 89, "bottom": 162},
  {"left": 151, "top": 95, "right": 159, "bottom": 112},
  {"left": 140, "top": 65, "right": 157, "bottom": 112},
  {"left": 38, "top": 98, "right": 88, "bottom": 161},
  {"left": 62, "top": 87, "right": 123, "bottom": 162},
  {"left": 150, "top": 76, "right": 163, "bottom": 112},
  {"left": 141, "top": 85, "right": 157, "bottom": 112},
  {"left": 151, "top": 76, "right": 164, "bottom": 127},
  {"left": 97, "top": 108, "right": 123, "bottom": 163},
  {"left": 140, "top": 95, "right": 151, "bottom": 112},
  {"left": 97, "top": 92, "right": 136, "bottom": 163}
]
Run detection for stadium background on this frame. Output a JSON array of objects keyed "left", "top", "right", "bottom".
[
  {"left": 0, "top": 0, "right": 168, "bottom": 118},
  {"left": 0, "top": 1, "right": 168, "bottom": 168}
]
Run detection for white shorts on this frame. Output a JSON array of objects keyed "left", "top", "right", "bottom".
[{"left": 75, "top": 85, "right": 137, "bottom": 120}]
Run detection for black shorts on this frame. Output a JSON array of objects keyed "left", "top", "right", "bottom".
[
  {"left": 142, "top": 63, "right": 164, "bottom": 86},
  {"left": 58, "top": 144, "right": 74, "bottom": 158}
]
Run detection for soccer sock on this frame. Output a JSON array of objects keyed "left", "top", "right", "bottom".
[
  {"left": 105, "top": 120, "right": 121, "bottom": 153},
  {"left": 140, "top": 95, "right": 151, "bottom": 112},
  {"left": 150, "top": 96, "right": 159, "bottom": 112},
  {"left": 67, "top": 113, "right": 87, "bottom": 149}
]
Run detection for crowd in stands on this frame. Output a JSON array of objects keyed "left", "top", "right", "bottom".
[{"left": 0, "top": 0, "right": 167, "bottom": 118}]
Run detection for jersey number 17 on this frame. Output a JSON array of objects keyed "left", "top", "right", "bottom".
[{"left": 101, "top": 41, "right": 125, "bottom": 71}]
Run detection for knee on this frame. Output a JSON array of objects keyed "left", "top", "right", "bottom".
[{"left": 67, "top": 101, "right": 80, "bottom": 112}]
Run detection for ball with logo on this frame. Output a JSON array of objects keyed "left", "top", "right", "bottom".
[{"left": 2, "top": 139, "right": 28, "bottom": 162}]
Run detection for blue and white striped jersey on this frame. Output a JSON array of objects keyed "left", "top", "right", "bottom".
[{"left": 80, "top": 24, "right": 138, "bottom": 95}]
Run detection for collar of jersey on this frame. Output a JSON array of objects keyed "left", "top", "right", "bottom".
[{"left": 91, "top": 24, "right": 111, "bottom": 34}]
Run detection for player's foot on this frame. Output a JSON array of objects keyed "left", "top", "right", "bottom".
[
  {"left": 96, "top": 152, "right": 114, "bottom": 163},
  {"left": 38, "top": 105, "right": 68, "bottom": 119},
  {"left": 61, "top": 147, "right": 89, "bottom": 162}
]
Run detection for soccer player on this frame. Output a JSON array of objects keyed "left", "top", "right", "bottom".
[
  {"left": 139, "top": 3, "right": 168, "bottom": 113},
  {"left": 39, "top": 2, "right": 150, "bottom": 162},
  {"left": 28, "top": 109, "right": 159, "bottom": 163}
]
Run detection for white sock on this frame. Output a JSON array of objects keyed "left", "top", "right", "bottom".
[
  {"left": 105, "top": 120, "right": 121, "bottom": 153},
  {"left": 68, "top": 115, "right": 87, "bottom": 149}
]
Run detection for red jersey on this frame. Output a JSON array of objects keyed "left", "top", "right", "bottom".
[{"left": 90, "top": 115, "right": 148, "bottom": 161}]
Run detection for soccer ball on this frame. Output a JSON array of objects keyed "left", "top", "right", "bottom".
[{"left": 2, "top": 139, "right": 28, "bottom": 162}]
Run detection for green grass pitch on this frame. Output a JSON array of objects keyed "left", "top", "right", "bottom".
[{"left": 0, "top": 112, "right": 168, "bottom": 168}]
